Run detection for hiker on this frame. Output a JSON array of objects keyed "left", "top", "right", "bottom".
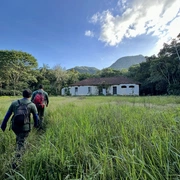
[
  {"left": 31, "top": 84, "right": 49, "bottom": 129},
  {"left": 1, "top": 89, "right": 39, "bottom": 168}
]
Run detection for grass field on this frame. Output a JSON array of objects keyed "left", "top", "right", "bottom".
[{"left": 0, "top": 96, "right": 180, "bottom": 180}]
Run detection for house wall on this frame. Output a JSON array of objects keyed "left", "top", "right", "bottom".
[
  {"left": 108, "top": 84, "right": 139, "bottom": 95},
  {"left": 61, "top": 84, "right": 139, "bottom": 96},
  {"left": 61, "top": 86, "right": 98, "bottom": 96}
]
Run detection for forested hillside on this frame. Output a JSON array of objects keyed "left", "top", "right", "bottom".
[
  {"left": 67, "top": 66, "right": 99, "bottom": 74},
  {"left": 68, "top": 55, "right": 145, "bottom": 73},
  {"left": 109, "top": 55, "right": 146, "bottom": 70},
  {"left": 0, "top": 33, "right": 179, "bottom": 96}
]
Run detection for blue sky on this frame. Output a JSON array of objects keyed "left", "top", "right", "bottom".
[{"left": 0, "top": 0, "right": 179, "bottom": 70}]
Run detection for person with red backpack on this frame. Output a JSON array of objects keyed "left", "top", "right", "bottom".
[{"left": 31, "top": 85, "right": 49, "bottom": 129}]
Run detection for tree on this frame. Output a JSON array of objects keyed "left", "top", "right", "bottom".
[
  {"left": 0, "top": 50, "right": 38, "bottom": 95},
  {"left": 78, "top": 73, "right": 93, "bottom": 81},
  {"left": 52, "top": 65, "right": 68, "bottom": 95},
  {"left": 158, "top": 34, "right": 180, "bottom": 61},
  {"left": 171, "top": 38, "right": 180, "bottom": 61},
  {"left": 96, "top": 68, "right": 122, "bottom": 77},
  {"left": 66, "top": 69, "right": 79, "bottom": 85},
  {"left": 127, "top": 56, "right": 161, "bottom": 95}
]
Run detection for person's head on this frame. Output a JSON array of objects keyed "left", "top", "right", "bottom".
[
  {"left": 23, "top": 89, "right": 32, "bottom": 98},
  {"left": 39, "top": 84, "right": 43, "bottom": 89}
]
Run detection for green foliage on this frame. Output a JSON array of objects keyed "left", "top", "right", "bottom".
[
  {"left": 0, "top": 50, "right": 38, "bottom": 95},
  {"left": 126, "top": 34, "right": 180, "bottom": 95},
  {"left": 78, "top": 73, "right": 94, "bottom": 81},
  {"left": 66, "top": 69, "right": 79, "bottom": 85},
  {"left": 167, "top": 83, "right": 180, "bottom": 95},
  {"left": 52, "top": 65, "right": 69, "bottom": 95},
  {"left": 0, "top": 89, "right": 21, "bottom": 96},
  {"left": 95, "top": 68, "right": 123, "bottom": 77}
]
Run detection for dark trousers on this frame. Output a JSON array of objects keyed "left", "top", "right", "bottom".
[
  {"left": 15, "top": 132, "right": 29, "bottom": 156},
  {"left": 12, "top": 132, "right": 29, "bottom": 168},
  {"left": 37, "top": 107, "right": 45, "bottom": 128}
]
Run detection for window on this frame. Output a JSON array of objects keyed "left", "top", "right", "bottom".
[
  {"left": 129, "top": 85, "right": 134, "bottom": 88},
  {"left": 121, "top": 85, "right": 127, "bottom": 88},
  {"left": 88, "top": 87, "right": 91, "bottom": 94},
  {"left": 75, "top": 87, "right": 78, "bottom": 93}
]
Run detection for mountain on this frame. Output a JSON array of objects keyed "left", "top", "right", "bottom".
[
  {"left": 68, "top": 66, "right": 100, "bottom": 74},
  {"left": 69, "top": 55, "right": 146, "bottom": 74},
  {"left": 109, "top": 55, "right": 146, "bottom": 70}
]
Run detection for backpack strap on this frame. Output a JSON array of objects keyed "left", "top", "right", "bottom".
[
  {"left": 18, "top": 100, "right": 20, "bottom": 105},
  {"left": 18, "top": 99, "right": 31, "bottom": 106}
]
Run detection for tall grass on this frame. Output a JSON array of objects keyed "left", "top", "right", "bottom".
[{"left": 0, "top": 96, "right": 180, "bottom": 179}]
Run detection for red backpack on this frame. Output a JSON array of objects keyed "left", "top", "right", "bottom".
[{"left": 33, "top": 91, "right": 45, "bottom": 108}]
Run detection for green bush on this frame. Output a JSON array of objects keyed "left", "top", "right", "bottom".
[{"left": 0, "top": 89, "right": 21, "bottom": 96}]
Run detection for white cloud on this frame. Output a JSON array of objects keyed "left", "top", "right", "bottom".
[
  {"left": 89, "top": 0, "right": 180, "bottom": 52},
  {"left": 90, "top": 14, "right": 98, "bottom": 24},
  {"left": 154, "top": 15, "right": 180, "bottom": 53},
  {"left": 85, "top": 30, "right": 94, "bottom": 37},
  {"left": 117, "top": 0, "right": 128, "bottom": 10}
]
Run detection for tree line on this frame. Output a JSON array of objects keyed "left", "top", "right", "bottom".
[
  {"left": 0, "top": 34, "right": 179, "bottom": 96},
  {"left": 127, "top": 34, "right": 180, "bottom": 95}
]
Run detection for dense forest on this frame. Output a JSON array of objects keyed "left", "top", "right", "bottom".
[{"left": 0, "top": 34, "right": 179, "bottom": 96}]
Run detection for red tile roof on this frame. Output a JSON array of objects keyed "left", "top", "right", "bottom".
[{"left": 71, "top": 76, "right": 140, "bottom": 86}]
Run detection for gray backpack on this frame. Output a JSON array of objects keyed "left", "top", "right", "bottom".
[{"left": 13, "top": 100, "right": 31, "bottom": 126}]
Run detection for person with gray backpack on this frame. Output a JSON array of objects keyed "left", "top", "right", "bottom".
[{"left": 1, "top": 89, "right": 39, "bottom": 169}]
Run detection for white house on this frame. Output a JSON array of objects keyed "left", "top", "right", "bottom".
[{"left": 61, "top": 76, "right": 140, "bottom": 96}]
